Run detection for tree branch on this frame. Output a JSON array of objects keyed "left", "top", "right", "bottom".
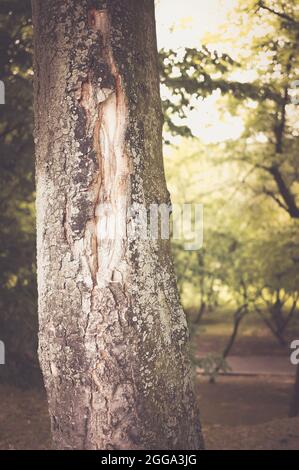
[
  {"left": 262, "top": 187, "right": 289, "bottom": 213},
  {"left": 268, "top": 166, "right": 299, "bottom": 219},
  {"left": 258, "top": 1, "right": 297, "bottom": 24}
]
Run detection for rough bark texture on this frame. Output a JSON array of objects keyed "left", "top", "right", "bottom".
[{"left": 32, "top": 0, "right": 204, "bottom": 450}]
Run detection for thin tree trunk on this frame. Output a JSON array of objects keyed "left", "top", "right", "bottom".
[
  {"left": 220, "top": 305, "right": 247, "bottom": 361},
  {"left": 255, "top": 306, "right": 287, "bottom": 347},
  {"left": 32, "top": 0, "right": 204, "bottom": 450},
  {"left": 210, "top": 304, "right": 247, "bottom": 382},
  {"left": 194, "top": 301, "right": 206, "bottom": 325}
]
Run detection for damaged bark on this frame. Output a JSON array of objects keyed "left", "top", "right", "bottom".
[{"left": 32, "top": 0, "right": 204, "bottom": 450}]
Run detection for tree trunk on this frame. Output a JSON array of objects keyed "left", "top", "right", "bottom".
[
  {"left": 32, "top": 0, "right": 204, "bottom": 450},
  {"left": 209, "top": 304, "right": 247, "bottom": 383}
]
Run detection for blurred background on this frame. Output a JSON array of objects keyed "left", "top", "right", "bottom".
[{"left": 0, "top": 0, "right": 298, "bottom": 449}]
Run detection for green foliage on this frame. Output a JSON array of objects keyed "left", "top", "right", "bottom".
[
  {"left": 166, "top": 134, "right": 299, "bottom": 343},
  {"left": 163, "top": 2, "right": 299, "bottom": 348},
  {"left": 162, "top": 0, "right": 299, "bottom": 217}
]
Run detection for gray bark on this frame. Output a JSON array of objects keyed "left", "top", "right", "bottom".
[{"left": 32, "top": 0, "right": 204, "bottom": 450}]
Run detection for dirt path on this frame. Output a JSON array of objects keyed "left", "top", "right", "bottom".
[
  {"left": 204, "top": 417, "right": 299, "bottom": 450},
  {"left": 225, "top": 355, "right": 295, "bottom": 376}
]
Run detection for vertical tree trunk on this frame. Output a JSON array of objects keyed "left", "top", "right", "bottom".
[{"left": 32, "top": 0, "right": 204, "bottom": 450}]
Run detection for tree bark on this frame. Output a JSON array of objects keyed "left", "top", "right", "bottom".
[{"left": 32, "top": 0, "right": 204, "bottom": 450}]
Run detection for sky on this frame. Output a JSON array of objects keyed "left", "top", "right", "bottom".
[
  {"left": 155, "top": 0, "right": 245, "bottom": 143},
  {"left": 155, "top": 0, "right": 238, "bottom": 50}
]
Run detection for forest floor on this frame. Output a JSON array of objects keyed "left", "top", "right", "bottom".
[
  {"left": 194, "top": 309, "right": 299, "bottom": 449},
  {"left": 198, "top": 375, "right": 299, "bottom": 449},
  {"left": 0, "top": 375, "right": 298, "bottom": 450},
  {"left": 0, "top": 311, "right": 298, "bottom": 450}
]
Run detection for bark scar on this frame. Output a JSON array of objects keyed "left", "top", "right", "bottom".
[{"left": 77, "top": 9, "right": 130, "bottom": 289}]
